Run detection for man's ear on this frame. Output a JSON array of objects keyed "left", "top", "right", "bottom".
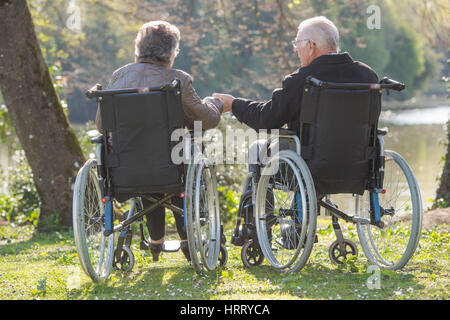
[{"left": 307, "top": 40, "right": 313, "bottom": 55}]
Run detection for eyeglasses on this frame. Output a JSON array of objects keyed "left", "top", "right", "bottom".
[{"left": 291, "top": 39, "right": 315, "bottom": 49}]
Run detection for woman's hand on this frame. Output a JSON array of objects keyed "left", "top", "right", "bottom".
[{"left": 212, "top": 93, "right": 235, "bottom": 113}]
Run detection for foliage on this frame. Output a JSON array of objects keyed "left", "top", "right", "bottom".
[
  {"left": 383, "top": 24, "right": 425, "bottom": 97},
  {"left": 0, "top": 150, "right": 40, "bottom": 226},
  {"left": 0, "top": 104, "right": 18, "bottom": 150},
  {"left": 25, "top": 0, "right": 448, "bottom": 125},
  {"left": 73, "top": 121, "right": 97, "bottom": 158},
  {"left": 217, "top": 186, "right": 240, "bottom": 226}
]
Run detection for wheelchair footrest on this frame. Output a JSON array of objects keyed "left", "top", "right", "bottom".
[
  {"left": 162, "top": 240, "right": 181, "bottom": 252},
  {"left": 140, "top": 239, "right": 181, "bottom": 252},
  {"left": 231, "top": 235, "right": 245, "bottom": 247}
]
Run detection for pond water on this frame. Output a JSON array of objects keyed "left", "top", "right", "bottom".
[
  {"left": 380, "top": 107, "right": 449, "bottom": 207},
  {"left": 379, "top": 106, "right": 449, "bottom": 126},
  {"left": 0, "top": 106, "right": 448, "bottom": 211}
]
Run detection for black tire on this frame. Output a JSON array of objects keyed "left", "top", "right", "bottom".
[
  {"left": 241, "top": 240, "right": 265, "bottom": 268},
  {"left": 113, "top": 246, "right": 135, "bottom": 273},
  {"left": 328, "top": 239, "right": 358, "bottom": 265}
]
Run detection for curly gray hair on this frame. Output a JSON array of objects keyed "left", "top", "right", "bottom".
[{"left": 135, "top": 21, "right": 181, "bottom": 64}]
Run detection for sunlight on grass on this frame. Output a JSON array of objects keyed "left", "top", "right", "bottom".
[{"left": 0, "top": 222, "right": 448, "bottom": 300}]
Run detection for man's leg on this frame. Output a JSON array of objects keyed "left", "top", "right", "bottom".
[
  {"left": 248, "top": 139, "right": 268, "bottom": 173},
  {"left": 247, "top": 137, "right": 294, "bottom": 242}
]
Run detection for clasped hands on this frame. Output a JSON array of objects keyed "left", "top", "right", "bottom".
[{"left": 212, "top": 93, "right": 235, "bottom": 114}]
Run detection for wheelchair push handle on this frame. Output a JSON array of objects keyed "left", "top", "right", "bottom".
[
  {"left": 85, "top": 83, "right": 103, "bottom": 99},
  {"left": 305, "top": 76, "right": 405, "bottom": 91},
  {"left": 85, "top": 79, "right": 181, "bottom": 99},
  {"left": 379, "top": 77, "right": 405, "bottom": 91},
  {"left": 306, "top": 77, "right": 324, "bottom": 87}
]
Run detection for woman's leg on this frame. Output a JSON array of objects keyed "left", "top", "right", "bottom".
[
  {"left": 171, "top": 195, "right": 190, "bottom": 261},
  {"left": 142, "top": 195, "right": 165, "bottom": 243},
  {"left": 171, "top": 195, "right": 187, "bottom": 240},
  {"left": 142, "top": 195, "right": 166, "bottom": 261}
]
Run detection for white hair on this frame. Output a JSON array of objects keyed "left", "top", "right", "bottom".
[{"left": 296, "top": 16, "right": 340, "bottom": 52}]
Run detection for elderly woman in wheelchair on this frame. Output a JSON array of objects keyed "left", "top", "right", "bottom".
[{"left": 73, "top": 21, "right": 226, "bottom": 282}]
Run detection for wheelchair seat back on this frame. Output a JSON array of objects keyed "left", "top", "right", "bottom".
[
  {"left": 97, "top": 81, "right": 185, "bottom": 201},
  {"left": 299, "top": 77, "right": 382, "bottom": 195}
]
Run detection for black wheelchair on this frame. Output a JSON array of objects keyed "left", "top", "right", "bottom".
[
  {"left": 73, "top": 80, "right": 227, "bottom": 282},
  {"left": 232, "top": 76, "right": 423, "bottom": 272}
]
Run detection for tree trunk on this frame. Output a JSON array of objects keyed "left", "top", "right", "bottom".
[
  {"left": 0, "top": 0, "right": 85, "bottom": 231},
  {"left": 435, "top": 120, "right": 450, "bottom": 208}
]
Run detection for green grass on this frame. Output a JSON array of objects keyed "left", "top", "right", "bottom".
[{"left": 0, "top": 219, "right": 448, "bottom": 300}]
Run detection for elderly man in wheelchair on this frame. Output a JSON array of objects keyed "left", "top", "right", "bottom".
[
  {"left": 214, "top": 16, "right": 422, "bottom": 272},
  {"left": 72, "top": 21, "right": 226, "bottom": 282}
]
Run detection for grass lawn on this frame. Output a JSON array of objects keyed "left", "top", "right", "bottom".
[{"left": 0, "top": 218, "right": 448, "bottom": 300}]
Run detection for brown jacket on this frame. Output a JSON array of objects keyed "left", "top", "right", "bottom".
[{"left": 96, "top": 62, "right": 223, "bottom": 131}]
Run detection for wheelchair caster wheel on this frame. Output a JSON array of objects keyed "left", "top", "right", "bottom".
[
  {"left": 328, "top": 239, "right": 358, "bottom": 265},
  {"left": 113, "top": 246, "right": 135, "bottom": 273},
  {"left": 241, "top": 240, "right": 264, "bottom": 268},
  {"left": 219, "top": 244, "right": 228, "bottom": 267}
]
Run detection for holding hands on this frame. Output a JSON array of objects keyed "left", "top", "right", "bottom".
[{"left": 213, "top": 93, "right": 235, "bottom": 114}]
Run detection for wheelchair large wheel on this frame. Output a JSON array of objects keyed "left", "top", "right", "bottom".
[
  {"left": 356, "top": 150, "right": 422, "bottom": 270},
  {"left": 185, "top": 158, "right": 221, "bottom": 272},
  {"left": 73, "top": 159, "right": 114, "bottom": 282},
  {"left": 255, "top": 150, "right": 318, "bottom": 272}
]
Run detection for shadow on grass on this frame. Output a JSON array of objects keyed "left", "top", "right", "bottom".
[
  {"left": 78, "top": 262, "right": 224, "bottom": 300},
  {"left": 0, "top": 223, "right": 428, "bottom": 300},
  {"left": 73, "top": 251, "right": 424, "bottom": 300},
  {"left": 244, "top": 261, "right": 425, "bottom": 299}
]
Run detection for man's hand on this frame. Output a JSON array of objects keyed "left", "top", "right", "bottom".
[{"left": 212, "top": 93, "right": 235, "bottom": 113}]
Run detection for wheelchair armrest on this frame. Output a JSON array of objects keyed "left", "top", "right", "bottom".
[
  {"left": 278, "top": 129, "right": 297, "bottom": 136},
  {"left": 263, "top": 128, "right": 301, "bottom": 156},
  {"left": 377, "top": 127, "right": 388, "bottom": 136},
  {"left": 256, "top": 128, "right": 296, "bottom": 136},
  {"left": 86, "top": 129, "right": 103, "bottom": 144}
]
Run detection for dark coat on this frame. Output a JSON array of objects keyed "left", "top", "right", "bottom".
[{"left": 231, "top": 52, "right": 379, "bottom": 132}]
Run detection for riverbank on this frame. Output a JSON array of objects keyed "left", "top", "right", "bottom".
[{"left": 422, "top": 207, "right": 450, "bottom": 231}]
